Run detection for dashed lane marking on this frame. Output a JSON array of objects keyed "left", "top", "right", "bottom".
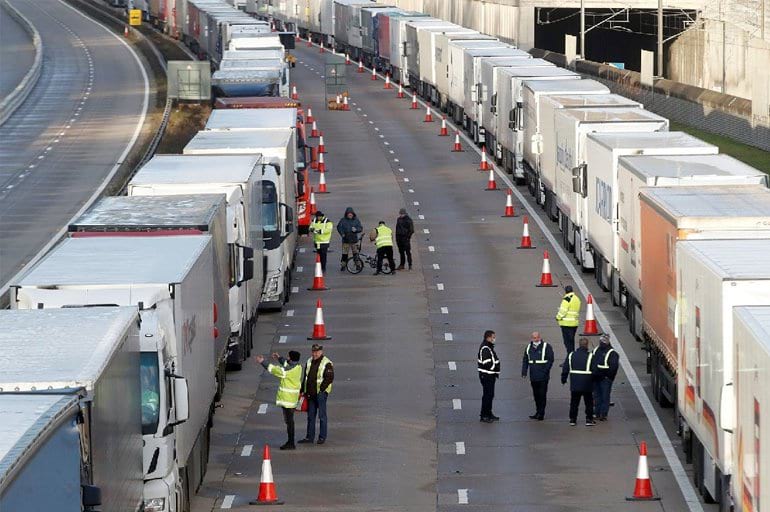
[
  {"left": 455, "top": 442, "right": 465, "bottom": 455},
  {"left": 299, "top": 248, "right": 306, "bottom": 253},
  {"left": 408, "top": 189, "right": 415, "bottom": 193},
  {"left": 297, "top": 266, "right": 304, "bottom": 272},
  {"left": 428, "top": 246, "right": 435, "bottom": 252},
  {"left": 413, "top": 201, "right": 420, "bottom": 206},
  {"left": 286, "top": 310, "right": 295, "bottom": 317},
  {"left": 257, "top": 404, "right": 268, "bottom": 414},
  {"left": 444, "top": 332, "right": 453, "bottom": 341},
  {"left": 279, "top": 336, "right": 287, "bottom": 344},
  {"left": 384, "top": 141, "right": 390, "bottom": 146},
  {"left": 448, "top": 361, "right": 457, "bottom": 371},
  {"left": 458, "top": 489, "right": 469, "bottom": 504},
  {"left": 433, "top": 263, "right": 440, "bottom": 270},
  {"left": 404, "top": 177, "right": 410, "bottom": 182},
  {"left": 398, "top": 167, "right": 404, "bottom": 172},
  {"left": 221, "top": 495, "right": 235, "bottom": 509},
  {"left": 418, "top": 214, "right": 425, "bottom": 220},
  {"left": 441, "top": 307, "right": 449, "bottom": 314},
  {"left": 241, "top": 445, "right": 253, "bottom": 457},
  {"left": 452, "top": 399, "right": 462, "bottom": 410},
  {"left": 437, "top": 283, "right": 444, "bottom": 290},
  {"left": 374, "top": 127, "right": 379, "bottom": 131},
  {"left": 423, "top": 228, "right": 429, "bottom": 233},
  {"left": 291, "top": 287, "right": 299, "bottom": 293},
  {"left": 389, "top": 150, "right": 395, "bottom": 154}
]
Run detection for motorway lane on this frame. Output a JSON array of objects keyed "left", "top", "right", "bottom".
[
  {"left": 0, "top": 1, "right": 36, "bottom": 100},
  {"left": 193, "top": 44, "right": 714, "bottom": 511},
  {"left": 0, "top": 0, "right": 148, "bottom": 288}
]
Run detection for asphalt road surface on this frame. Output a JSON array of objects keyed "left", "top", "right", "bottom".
[
  {"left": 0, "top": 1, "right": 36, "bottom": 100},
  {"left": 192, "top": 43, "right": 716, "bottom": 511},
  {"left": 0, "top": 0, "right": 148, "bottom": 289}
]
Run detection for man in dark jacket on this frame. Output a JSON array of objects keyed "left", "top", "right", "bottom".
[
  {"left": 592, "top": 334, "right": 619, "bottom": 421},
  {"left": 477, "top": 330, "right": 500, "bottom": 423},
  {"left": 299, "top": 344, "right": 334, "bottom": 444},
  {"left": 336, "top": 207, "right": 363, "bottom": 271},
  {"left": 521, "top": 331, "right": 554, "bottom": 420},
  {"left": 395, "top": 208, "right": 414, "bottom": 270},
  {"left": 561, "top": 337, "right": 596, "bottom": 426}
]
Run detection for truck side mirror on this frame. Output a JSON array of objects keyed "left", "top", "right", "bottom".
[
  {"left": 241, "top": 245, "right": 254, "bottom": 260},
  {"left": 240, "top": 259, "right": 254, "bottom": 284},
  {"left": 531, "top": 134, "right": 543, "bottom": 155},
  {"left": 508, "top": 109, "right": 516, "bottom": 129},
  {"left": 491, "top": 92, "right": 497, "bottom": 107},
  {"left": 720, "top": 382, "right": 736, "bottom": 433},
  {"left": 572, "top": 164, "right": 587, "bottom": 197},
  {"left": 172, "top": 377, "right": 189, "bottom": 425},
  {"left": 82, "top": 485, "right": 102, "bottom": 508}
]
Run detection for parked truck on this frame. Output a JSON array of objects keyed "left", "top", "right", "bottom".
[
  {"left": 127, "top": 155, "right": 265, "bottom": 367},
  {"left": 183, "top": 129, "right": 298, "bottom": 309},
  {"left": 11, "top": 236, "right": 216, "bottom": 512},
  {"left": 0, "top": 307, "right": 144, "bottom": 512},
  {"left": 676, "top": 239, "right": 770, "bottom": 508},
  {"left": 640, "top": 186, "right": 770, "bottom": 409}
]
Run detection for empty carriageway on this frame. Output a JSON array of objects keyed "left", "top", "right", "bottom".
[{"left": 192, "top": 43, "right": 715, "bottom": 511}]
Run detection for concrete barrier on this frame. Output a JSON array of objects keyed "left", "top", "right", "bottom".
[{"left": 0, "top": 0, "right": 44, "bottom": 126}]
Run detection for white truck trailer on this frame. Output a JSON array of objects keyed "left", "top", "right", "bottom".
[
  {"left": 639, "top": 186, "right": 770, "bottom": 410},
  {"left": 12, "top": 236, "right": 216, "bottom": 512},
  {"left": 183, "top": 129, "right": 298, "bottom": 309},
  {"left": 0, "top": 307, "right": 144, "bottom": 512},
  {"left": 127, "top": 155, "right": 264, "bottom": 362},
  {"left": 676, "top": 240, "right": 770, "bottom": 508}
]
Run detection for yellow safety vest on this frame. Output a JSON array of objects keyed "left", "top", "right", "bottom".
[
  {"left": 375, "top": 225, "right": 393, "bottom": 248},
  {"left": 268, "top": 361, "right": 302, "bottom": 408},
  {"left": 593, "top": 347, "right": 616, "bottom": 369},
  {"left": 311, "top": 218, "right": 333, "bottom": 247},
  {"left": 568, "top": 351, "right": 594, "bottom": 375},
  {"left": 304, "top": 355, "right": 333, "bottom": 394},
  {"left": 556, "top": 292, "right": 581, "bottom": 327},
  {"left": 527, "top": 342, "right": 548, "bottom": 364}
]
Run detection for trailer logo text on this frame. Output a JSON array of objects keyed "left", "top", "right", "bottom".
[
  {"left": 594, "top": 178, "right": 612, "bottom": 223},
  {"left": 182, "top": 315, "right": 197, "bottom": 354}
]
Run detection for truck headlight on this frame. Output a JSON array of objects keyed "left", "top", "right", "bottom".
[
  {"left": 265, "top": 272, "right": 281, "bottom": 295},
  {"left": 144, "top": 497, "right": 166, "bottom": 512}
]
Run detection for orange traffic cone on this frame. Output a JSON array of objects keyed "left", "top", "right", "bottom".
[
  {"left": 410, "top": 93, "right": 418, "bottom": 109},
  {"left": 345, "top": 53, "right": 351, "bottom": 65},
  {"left": 384, "top": 74, "right": 393, "bottom": 89},
  {"left": 309, "top": 187, "right": 317, "bottom": 215},
  {"left": 536, "top": 250, "right": 557, "bottom": 287},
  {"left": 423, "top": 106, "right": 434, "bottom": 123},
  {"left": 308, "top": 254, "right": 329, "bottom": 290},
  {"left": 310, "top": 121, "right": 319, "bottom": 138},
  {"left": 310, "top": 146, "right": 319, "bottom": 170},
  {"left": 357, "top": 59, "right": 364, "bottom": 73},
  {"left": 307, "top": 35, "right": 312, "bottom": 47},
  {"left": 502, "top": 189, "right": 517, "bottom": 217},
  {"left": 485, "top": 169, "right": 497, "bottom": 191},
  {"left": 438, "top": 116, "right": 448, "bottom": 136},
  {"left": 335, "top": 94, "right": 341, "bottom": 106},
  {"left": 317, "top": 152, "right": 326, "bottom": 173},
  {"left": 397, "top": 82, "right": 405, "bottom": 98},
  {"left": 295, "top": 33, "right": 301, "bottom": 42},
  {"left": 319, "top": 44, "right": 325, "bottom": 53},
  {"left": 291, "top": 84, "right": 298, "bottom": 100},
  {"left": 248, "top": 445, "right": 284, "bottom": 505},
  {"left": 318, "top": 133, "right": 326, "bottom": 153},
  {"left": 371, "top": 67, "right": 377, "bottom": 81},
  {"left": 124, "top": 25, "right": 129, "bottom": 37},
  {"left": 308, "top": 299, "right": 332, "bottom": 340},
  {"left": 451, "top": 131, "right": 463, "bottom": 152},
  {"left": 342, "top": 96, "right": 350, "bottom": 111},
  {"left": 581, "top": 294, "right": 602, "bottom": 335},
  {"left": 518, "top": 215, "right": 535, "bottom": 248},
  {"left": 307, "top": 108, "right": 314, "bottom": 123},
  {"left": 626, "top": 442, "right": 660, "bottom": 501},
  {"left": 317, "top": 170, "right": 329, "bottom": 193},
  {"left": 479, "top": 146, "right": 491, "bottom": 171}
]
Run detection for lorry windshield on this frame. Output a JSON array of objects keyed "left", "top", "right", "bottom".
[
  {"left": 140, "top": 352, "right": 161, "bottom": 435},
  {"left": 261, "top": 181, "right": 279, "bottom": 232}
]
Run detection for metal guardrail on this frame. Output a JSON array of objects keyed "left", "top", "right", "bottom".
[{"left": 0, "top": 0, "right": 44, "bottom": 126}]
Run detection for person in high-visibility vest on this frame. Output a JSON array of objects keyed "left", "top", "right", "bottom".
[
  {"left": 368, "top": 220, "right": 395, "bottom": 275},
  {"left": 299, "top": 343, "right": 334, "bottom": 444},
  {"left": 310, "top": 211, "right": 334, "bottom": 272},
  {"left": 592, "top": 335, "right": 619, "bottom": 421},
  {"left": 555, "top": 285, "right": 582, "bottom": 354},
  {"left": 256, "top": 350, "right": 303, "bottom": 450},
  {"left": 477, "top": 330, "right": 500, "bottom": 423},
  {"left": 560, "top": 338, "right": 596, "bottom": 426},
  {"left": 521, "top": 331, "right": 554, "bottom": 421}
]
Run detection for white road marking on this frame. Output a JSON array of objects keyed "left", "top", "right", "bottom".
[
  {"left": 404, "top": 178, "right": 410, "bottom": 182},
  {"left": 384, "top": 141, "right": 390, "bottom": 146},
  {"left": 286, "top": 310, "right": 295, "bottom": 317},
  {"left": 419, "top": 214, "right": 425, "bottom": 220},
  {"left": 441, "top": 307, "right": 448, "bottom": 314},
  {"left": 362, "top": 113, "right": 367, "bottom": 117},
  {"left": 428, "top": 246, "right": 435, "bottom": 252},
  {"left": 389, "top": 150, "right": 395, "bottom": 154},
  {"left": 299, "top": 247, "right": 306, "bottom": 253},
  {"left": 444, "top": 333, "right": 453, "bottom": 341},
  {"left": 413, "top": 201, "right": 419, "bottom": 206},
  {"left": 394, "top": 158, "right": 399, "bottom": 162},
  {"left": 448, "top": 361, "right": 457, "bottom": 371},
  {"left": 455, "top": 442, "right": 465, "bottom": 455},
  {"left": 297, "top": 266, "right": 304, "bottom": 272},
  {"left": 241, "top": 445, "right": 253, "bottom": 457},
  {"left": 257, "top": 404, "right": 268, "bottom": 414},
  {"left": 408, "top": 189, "right": 414, "bottom": 193},
  {"left": 433, "top": 263, "right": 440, "bottom": 270},
  {"left": 379, "top": 134, "right": 384, "bottom": 139},
  {"left": 423, "top": 228, "right": 429, "bottom": 234},
  {"left": 398, "top": 167, "right": 404, "bottom": 172},
  {"left": 291, "top": 286, "right": 299, "bottom": 293},
  {"left": 437, "top": 283, "right": 444, "bottom": 290},
  {"left": 369, "top": 120, "right": 374, "bottom": 124},
  {"left": 374, "top": 127, "right": 380, "bottom": 131},
  {"left": 221, "top": 495, "right": 235, "bottom": 509},
  {"left": 279, "top": 335, "right": 287, "bottom": 344},
  {"left": 458, "top": 489, "right": 469, "bottom": 504},
  {"left": 452, "top": 399, "right": 462, "bottom": 410}
]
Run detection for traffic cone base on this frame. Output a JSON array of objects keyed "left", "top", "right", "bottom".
[
  {"left": 626, "top": 442, "right": 661, "bottom": 501},
  {"left": 249, "top": 445, "right": 285, "bottom": 506},
  {"left": 536, "top": 250, "right": 557, "bottom": 287}
]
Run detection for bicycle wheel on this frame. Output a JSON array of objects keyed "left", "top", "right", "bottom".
[
  {"left": 347, "top": 255, "right": 365, "bottom": 274},
  {"left": 381, "top": 259, "right": 394, "bottom": 275}
]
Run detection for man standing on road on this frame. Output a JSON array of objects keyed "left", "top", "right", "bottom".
[
  {"left": 477, "top": 330, "right": 500, "bottom": 423},
  {"left": 310, "top": 211, "right": 334, "bottom": 272},
  {"left": 369, "top": 220, "right": 395, "bottom": 275},
  {"left": 336, "top": 207, "right": 363, "bottom": 271},
  {"left": 299, "top": 344, "right": 334, "bottom": 445},
  {"left": 561, "top": 338, "right": 596, "bottom": 426},
  {"left": 592, "top": 334, "right": 619, "bottom": 421},
  {"left": 256, "top": 351, "right": 303, "bottom": 450},
  {"left": 521, "top": 331, "right": 554, "bottom": 421},
  {"left": 395, "top": 208, "right": 414, "bottom": 271},
  {"left": 556, "top": 285, "right": 581, "bottom": 355}
]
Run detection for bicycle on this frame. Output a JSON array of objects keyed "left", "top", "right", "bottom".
[{"left": 346, "top": 235, "right": 393, "bottom": 275}]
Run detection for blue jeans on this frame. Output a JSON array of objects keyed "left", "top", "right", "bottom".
[
  {"left": 306, "top": 391, "right": 328, "bottom": 440},
  {"left": 593, "top": 378, "right": 613, "bottom": 418}
]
